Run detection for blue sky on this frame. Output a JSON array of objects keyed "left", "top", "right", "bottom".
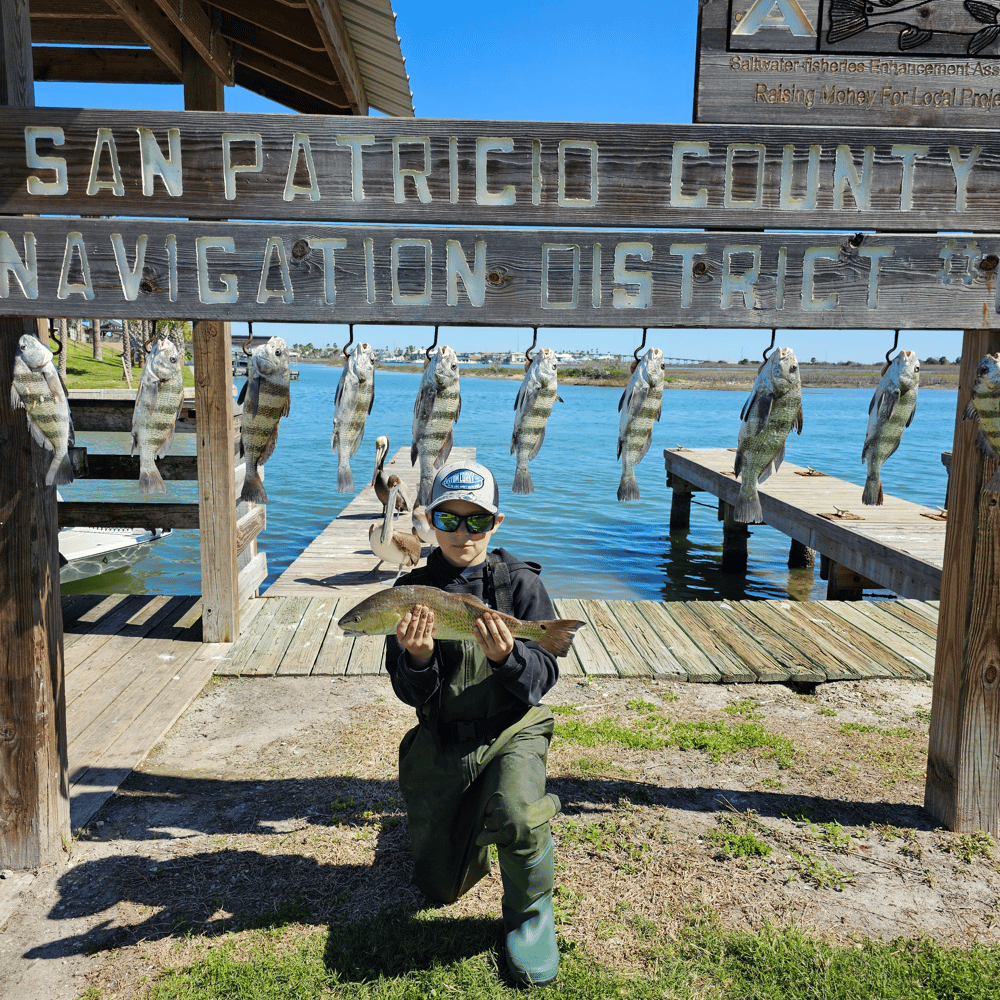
[{"left": 31, "top": 2, "right": 961, "bottom": 363}]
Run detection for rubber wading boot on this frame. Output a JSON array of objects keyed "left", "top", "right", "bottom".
[{"left": 499, "top": 836, "right": 558, "bottom": 987}]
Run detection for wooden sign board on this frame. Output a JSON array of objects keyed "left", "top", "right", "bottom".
[
  {"left": 696, "top": 0, "right": 1000, "bottom": 128},
  {"left": 1, "top": 217, "right": 998, "bottom": 329},
  {"left": 3, "top": 107, "right": 1000, "bottom": 231}
]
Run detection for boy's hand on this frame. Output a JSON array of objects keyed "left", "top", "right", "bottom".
[
  {"left": 474, "top": 611, "right": 515, "bottom": 664},
  {"left": 397, "top": 604, "right": 435, "bottom": 666}
]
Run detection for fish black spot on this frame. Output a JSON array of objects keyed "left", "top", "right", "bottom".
[{"left": 540, "top": 624, "right": 547, "bottom": 631}]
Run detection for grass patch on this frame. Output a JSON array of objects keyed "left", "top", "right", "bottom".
[
  {"left": 940, "top": 831, "right": 994, "bottom": 864},
  {"left": 62, "top": 336, "right": 195, "bottom": 391},
  {"left": 840, "top": 722, "right": 913, "bottom": 738},
  {"left": 550, "top": 704, "right": 580, "bottom": 716},
  {"left": 138, "top": 908, "right": 1000, "bottom": 999},
  {"left": 725, "top": 698, "right": 764, "bottom": 720}
]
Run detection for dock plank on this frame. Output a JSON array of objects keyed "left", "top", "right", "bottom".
[
  {"left": 275, "top": 597, "right": 340, "bottom": 676},
  {"left": 821, "top": 602, "right": 935, "bottom": 680},
  {"left": 345, "top": 636, "right": 387, "bottom": 676},
  {"left": 675, "top": 602, "right": 759, "bottom": 683},
  {"left": 570, "top": 601, "right": 648, "bottom": 678},
  {"left": 686, "top": 602, "right": 791, "bottom": 683},
  {"left": 604, "top": 600, "right": 688, "bottom": 679},
  {"left": 634, "top": 602, "right": 721, "bottom": 683},
  {"left": 214, "top": 597, "right": 284, "bottom": 675},
  {"left": 242, "top": 596, "right": 312, "bottom": 676},
  {"left": 310, "top": 621, "right": 355, "bottom": 675},
  {"left": 553, "top": 599, "right": 618, "bottom": 676},
  {"left": 876, "top": 600, "right": 939, "bottom": 640}
]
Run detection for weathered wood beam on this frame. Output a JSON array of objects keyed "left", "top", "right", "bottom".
[
  {"left": 103, "top": 0, "right": 183, "bottom": 78},
  {"left": 926, "top": 329, "right": 1000, "bottom": 835},
  {"left": 209, "top": 0, "right": 325, "bottom": 51},
  {"left": 30, "top": 0, "right": 118, "bottom": 15},
  {"left": 29, "top": 21, "right": 144, "bottom": 44},
  {"left": 236, "top": 504, "right": 266, "bottom": 554},
  {"left": 151, "top": 0, "right": 234, "bottom": 86},
  {"left": 58, "top": 501, "right": 199, "bottom": 528},
  {"left": 234, "top": 62, "right": 349, "bottom": 115},
  {"left": 33, "top": 46, "right": 176, "bottom": 84},
  {"left": 306, "top": 0, "right": 367, "bottom": 115},
  {"left": 0, "top": 0, "right": 70, "bottom": 871},
  {"left": 73, "top": 453, "right": 199, "bottom": 480},
  {"left": 237, "top": 46, "right": 349, "bottom": 109}
]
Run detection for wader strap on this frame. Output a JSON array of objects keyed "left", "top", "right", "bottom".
[
  {"left": 487, "top": 552, "right": 514, "bottom": 615},
  {"left": 438, "top": 706, "right": 527, "bottom": 744}
]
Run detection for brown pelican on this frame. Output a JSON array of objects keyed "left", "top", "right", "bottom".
[
  {"left": 369, "top": 482, "right": 421, "bottom": 583},
  {"left": 372, "top": 435, "right": 410, "bottom": 515}
]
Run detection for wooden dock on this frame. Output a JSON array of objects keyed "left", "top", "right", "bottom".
[{"left": 663, "top": 447, "right": 946, "bottom": 601}]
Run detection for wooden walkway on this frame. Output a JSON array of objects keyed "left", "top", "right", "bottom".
[
  {"left": 266, "top": 445, "right": 475, "bottom": 603},
  {"left": 212, "top": 592, "right": 939, "bottom": 685},
  {"left": 61, "top": 593, "right": 225, "bottom": 832},
  {"left": 663, "top": 448, "right": 946, "bottom": 600}
]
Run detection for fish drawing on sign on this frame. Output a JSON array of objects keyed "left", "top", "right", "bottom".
[
  {"left": 330, "top": 342, "right": 375, "bottom": 493},
  {"left": 131, "top": 336, "right": 186, "bottom": 495},
  {"left": 10, "top": 333, "right": 74, "bottom": 486},
  {"left": 828, "top": 0, "right": 1000, "bottom": 55},
  {"left": 861, "top": 350, "right": 920, "bottom": 506},
  {"left": 511, "top": 348, "right": 563, "bottom": 495},
  {"left": 962, "top": 352, "right": 1000, "bottom": 492},
  {"left": 734, "top": 347, "right": 803, "bottom": 524}
]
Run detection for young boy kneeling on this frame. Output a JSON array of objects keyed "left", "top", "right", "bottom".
[{"left": 385, "top": 461, "right": 562, "bottom": 987}]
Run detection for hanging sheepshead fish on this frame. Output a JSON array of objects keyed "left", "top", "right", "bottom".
[
  {"left": 10, "top": 333, "right": 74, "bottom": 486},
  {"left": 330, "top": 342, "right": 375, "bottom": 493},
  {"left": 412, "top": 345, "right": 462, "bottom": 505},
  {"left": 861, "top": 350, "right": 920, "bottom": 506},
  {"left": 963, "top": 352, "right": 1000, "bottom": 492},
  {"left": 511, "top": 348, "right": 562, "bottom": 495},
  {"left": 238, "top": 337, "right": 290, "bottom": 504},
  {"left": 617, "top": 348, "right": 665, "bottom": 502},
  {"left": 131, "top": 335, "right": 185, "bottom": 495},
  {"left": 734, "top": 347, "right": 803, "bottom": 523}
]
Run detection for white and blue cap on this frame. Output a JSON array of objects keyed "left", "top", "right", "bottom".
[{"left": 425, "top": 461, "right": 500, "bottom": 515}]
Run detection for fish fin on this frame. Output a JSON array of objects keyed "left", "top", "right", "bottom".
[
  {"left": 862, "top": 474, "right": 882, "bottom": 506},
  {"left": 454, "top": 392, "right": 461, "bottom": 423},
  {"left": 24, "top": 413, "right": 55, "bottom": 453},
  {"left": 457, "top": 592, "right": 490, "bottom": 610},
  {"left": 876, "top": 387, "right": 900, "bottom": 424},
  {"left": 368, "top": 384, "right": 375, "bottom": 415},
  {"left": 512, "top": 466, "right": 534, "bottom": 495},
  {"left": 533, "top": 618, "right": 586, "bottom": 658},
  {"left": 236, "top": 379, "right": 249, "bottom": 406},
  {"left": 155, "top": 424, "right": 177, "bottom": 461},
  {"left": 754, "top": 392, "right": 774, "bottom": 430},
  {"left": 617, "top": 387, "right": 627, "bottom": 413},
  {"left": 758, "top": 442, "right": 786, "bottom": 484},
  {"left": 527, "top": 426, "right": 547, "bottom": 461},
  {"left": 240, "top": 467, "right": 268, "bottom": 504},
  {"left": 795, "top": 405, "right": 804, "bottom": 434},
  {"left": 964, "top": 399, "right": 980, "bottom": 421},
  {"left": 978, "top": 429, "right": 1000, "bottom": 460},
  {"left": 514, "top": 378, "right": 540, "bottom": 421},
  {"left": 827, "top": 0, "right": 868, "bottom": 44},
  {"left": 735, "top": 484, "right": 763, "bottom": 524},
  {"left": 899, "top": 27, "right": 933, "bottom": 50},
  {"left": 617, "top": 471, "right": 640, "bottom": 502},
  {"left": 984, "top": 467, "right": 1000, "bottom": 493},
  {"left": 242, "top": 375, "right": 260, "bottom": 417},
  {"left": 734, "top": 450, "right": 743, "bottom": 478},
  {"left": 970, "top": 24, "right": 1000, "bottom": 54},
  {"left": 257, "top": 422, "right": 281, "bottom": 468},
  {"left": 905, "top": 399, "right": 917, "bottom": 428},
  {"left": 556, "top": 394, "right": 564, "bottom": 403},
  {"left": 436, "top": 427, "right": 454, "bottom": 468},
  {"left": 411, "top": 442, "right": 418, "bottom": 466},
  {"left": 282, "top": 394, "right": 290, "bottom": 418},
  {"left": 616, "top": 436, "right": 624, "bottom": 461},
  {"left": 337, "top": 461, "right": 355, "bottom": 494},
  {"left": 510, "top": 429, "right": 518, "bottom": 456},
  {"left": 139, "top": 464, "right": 166, "bottom": 495},
  {"left": 46, "top": 451, "right": 74, "bottom": 487},
  {"left": 636, "top": 429, "right": 655, "bottom": 464},
  {"left": 9, "top": 383, "right": 24, "bottom": 411},
  {"left": 41, "top": 363, "right": 68, "bottom": 405},
  {"left": 966, "top": 1, "right": 1000, "bottom": 26},
  {"left": 412, "top": 382, "right": 435, "bottom": 430}
]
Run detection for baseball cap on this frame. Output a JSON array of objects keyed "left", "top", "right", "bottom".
[{"left": 425, "top": 461, "right": 499, "bottom": 515}]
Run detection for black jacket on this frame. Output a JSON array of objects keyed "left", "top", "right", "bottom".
[{"left": 385, "top": 546, "right": 559, "bottom": 711}]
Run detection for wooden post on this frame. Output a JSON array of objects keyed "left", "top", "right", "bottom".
[
  {"left": 668, "top": 475, "right": 693, "bottom": 532},
  {"left": 825, "top": 560, "right": 864, "bottom": 601},
  {"left": 788, "top": 539, "right": 815, "bottom": 570},
  {"left": 720, "top": 501, "right": 749, "bottom": 573},
  {"left": 926, "top": 329, "right": 1000, "bottom": 834},
  {"left": 186, "top": 43, "right": 239, "bottom": 643},
  {"left": 0, "top": 0, "right": 71, "bottom": 869},
  {"left": 91, "top": 318, "right": 102, "bottom": 361}
]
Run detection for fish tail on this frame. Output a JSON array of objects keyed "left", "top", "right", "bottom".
[
  {"left": 240, "top": 466, "right": 268, "bottom": 504},
  {"left": 337, "top": 454, "right": 354, "bottom": 494},
  {"left": 984, "top": 467, "right": 1000, "bottom": 493},
  {"left": 533, "top": 618, "right": 586, "bottom": 658},
  {"left": 617, "top": 470, "right": 640, "bottom": 502},
  {"left": 46, "top": 451, "right": 74, "bottom": 487},
  {"left": 139, "top": 462, "right": 166, "bottom": 496},
  {"left": 828, "top": 0, "right": 868, "bottom": 43},
  {"left": 862, "top": 472, "right": 882, "bottom": 506},
  {"left": 735, "top": 482, "right": 762, "bottom": 524},
  {"left": 512, "top": 464, "right": 534, "bottom": 495}
]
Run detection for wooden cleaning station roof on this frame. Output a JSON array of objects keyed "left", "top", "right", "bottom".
[{"left": 28, "top": 0, "right": 414, "bottom": 116}]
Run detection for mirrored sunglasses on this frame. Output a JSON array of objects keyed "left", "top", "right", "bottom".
[{"left": 430, "top": 510, "right": 496, "bottom": 534}]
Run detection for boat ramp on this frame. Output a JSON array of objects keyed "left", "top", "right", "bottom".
[{"left": 60, "top": 446, "right": 941, "bottom": 830}]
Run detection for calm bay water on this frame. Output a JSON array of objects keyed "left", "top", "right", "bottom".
[{"left": 61, "top": 364, "right": 957, "bottom": 603}]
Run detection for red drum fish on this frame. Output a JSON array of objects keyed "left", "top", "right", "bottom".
[{"left": 829, "top": 0, "right": 1000, "bottom": 55}]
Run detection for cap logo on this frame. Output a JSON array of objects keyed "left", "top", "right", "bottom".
[{"left": 441, "top": 469, "right": 484, "bottom": 491}]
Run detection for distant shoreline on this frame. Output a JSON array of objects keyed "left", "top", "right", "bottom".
[{"left": 295, "top": 357, "right": 960, "bottom": 391}]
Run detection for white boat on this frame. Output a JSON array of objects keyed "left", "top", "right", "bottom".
[{"left": 59, "top": 525, "right": 171, "bottom": 584}]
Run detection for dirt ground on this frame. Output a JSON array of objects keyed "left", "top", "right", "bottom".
[{"left": 2, "top": 672, "right": 998, "bottom": 999}]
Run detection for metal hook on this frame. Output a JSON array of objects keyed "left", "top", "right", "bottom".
[
  {"left": 885, "top": 330, "right": 900, "bottom": 366},
  {"left": 762, "top": 329, "right": 777, "bottom": 363},
  {"left": 633, "top": 328, "right": 648, "bottom": 363},
  {"left": 243, "top": 321, "right": 254, "bottom": 357},
  {"left": 50, "top": 322, "right": 62, "bottom": 358},
  {"left": 525, "top": 326, "right": 538, "bottom": 364},
  {"left": 425, "top": 325, "right": 439, "bottom": 363},
  {"left": 343, "top": 324, "right": 355, "bottom": 357}
]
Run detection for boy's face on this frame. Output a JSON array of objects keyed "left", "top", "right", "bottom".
[{"left": 432, "top": 499, "right": 505, "bottom": 569}]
